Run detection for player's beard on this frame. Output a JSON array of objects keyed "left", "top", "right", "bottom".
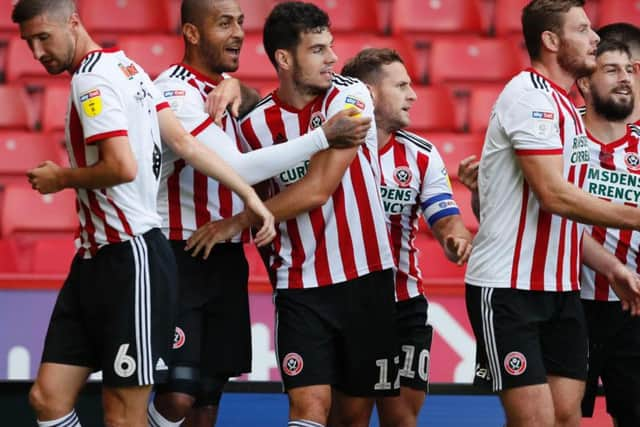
[
  {"left": 591, "top": 83, "right": 635, "bottom": 122},
  {"left": 41, "top": 33, "right": 76, "bottom": 75},
  {"left": 199, "top": 37, "right": 239, "bottom": 75},
  {"left": 557, "top": 39, "right": 595, "bottom": 79},
  {"left": 291, "top": 57, "right": 330, "bottom": 98}
]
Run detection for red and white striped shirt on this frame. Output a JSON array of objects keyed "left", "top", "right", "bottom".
[
  {"left": 466, "top": 69, "right": 588, "bottom": 291},
  {"left": 67, "top": 49, "right": 165, "bottom": 258},
  {"left": 240, "top": 74, "right": 395, "bottom": 289},
  {"left": 154, "top": 64, "right": 249, "bottom": 242},
  {"left": 581, "top": 124, "right": 640, "bottom": 301},
  {"left": 380, "top": 130, "right": 459, "bottom": 301}
]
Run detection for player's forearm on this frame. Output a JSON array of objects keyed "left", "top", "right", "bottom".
[
  {"left": 582, "top": 233, "right": 625, "bottom": 280},
  {"left": 540, "top": 182, "right": 640, "bottom": 229},
  {"left": 432, "top": 215, "right": 472, "bottom": 248},
  {"left": 60, "top": 161, "right": 136, "bottom": 189},
  {"left": 219, "top": 128, "right": 328, "bottom": 185}
]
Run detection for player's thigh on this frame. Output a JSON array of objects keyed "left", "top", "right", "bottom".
[
  {"left": 396, "top": 295, "right": 432, "bottom": 392},
  {"left": 339, "top": 269, "right": 399, "bottom": 398},
  {"left": 465, "top": 285, "right": 549, "bottom": 392},
  {"left": 274, "top": 287, "right": 340, "bottom": 391},
  {"left": 97, "top": 230, "right": 177, "bottom": 388}
]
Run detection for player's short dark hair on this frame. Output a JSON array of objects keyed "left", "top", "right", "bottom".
[
  {"left": 595, "top": 38, "right": 631, "bottom": 60},
  {"left": 12, "top": 0, "right": 76, "bottom": 24},
  {"left": 181, "top": 0, "right": 208, "bottom": 28},
  {"left": 263, "top": 1, "right": 330, "bottom": 69},
  {"left": 341, "top": 48, "right": 405, "bottom": 84},
  {"left": 521, "top": 0, "right": 585, "bottom": 61},
  {"left": 598, "top": 23, "right": 640, "bottom": 59}
]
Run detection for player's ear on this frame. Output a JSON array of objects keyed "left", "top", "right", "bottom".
[
  {"left": 633, "top": 60, "right": 640, "bottom": 76},
  {"left": 541, "top": 30, "right": 560, "bottom": 54},
  {"left": 183, "top": 23, "right": 199, "bottom": 46},
  {"left": 365, "top": 84, "right": 377, "bottom": 106},
  {"left": 576, "top": 76, "right": 589, "bottom": 97},
  {"left": 275, "top": 49, "right": 291, "bottom": 71}
]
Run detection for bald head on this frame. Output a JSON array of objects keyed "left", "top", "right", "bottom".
[
  {"left": 12, "top": 0, "right": 76, "bottom": 24},
  {"left": 181, "top": 0, "right": 218, "bottom": 27}
]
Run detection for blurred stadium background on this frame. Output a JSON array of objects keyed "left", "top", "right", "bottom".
[{"left": 0, "top": 0, "right": 630, "bottom": 424}]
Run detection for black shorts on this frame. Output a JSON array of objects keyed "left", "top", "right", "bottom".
[
  {"left": 275, "top": 269, "right": 399, "bottom": 397},
  {"left": 42, "top": 228, "right": 177, "bottom": 387},
  {"left": 396, "top": 295, "right": 432, "bottom": 391},
  {"left": 581, "top": 300, "right": 640, "bottom": 421},
  {"left": 162, "top": 241, "right": 251, "bottom": 395},
  {"left": 466, "top": 284, "right": 588, "bottom": 392}
]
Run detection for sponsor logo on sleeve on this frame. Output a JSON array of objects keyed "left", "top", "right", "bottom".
[
  {"left": 118, "top": 63, "right": 139, "bottom": 79},
  {"left": 163, "top": 90, "right": 186, "bottom": 98},
  {"left": 531, "top": 111, "right": 554, "bottom": 120},
  {"left": 343, "top": 95, "right": 365, "bottom": 116},
  {"left": 79, "top": 89, "right": 102, "bottom": 118}
]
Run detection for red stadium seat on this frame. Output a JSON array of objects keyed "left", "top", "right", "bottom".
[
  {"left": 428, "top": 37, "right": 522, "bottom": 85},
  {"left": 116, "top": 35, "right": 183, "bottom": 79},
  {"left": 494, "top": 0, "right": 528, "bottom": 36},
  {"left": 4, "top": 37, "right": 67, "bottom": 85},
  {"left": 0, "top": 85, "right": 35, "bottom": 130},
  {"left": 77, "top": 0, "right": 172, "bottom": 35},
  {"left": 391, "top": 0, "right": 484, "bottom": 35},
  {"left": 0, "top": 131, "right": 64, "bottom": 184},
  {"left": 0, "top": 185, "right": 77, "bottom": 238},
  {"left": 0, "top": 1, "right": 16, "bottom": 32},
  {"left": 41, "top": 85, "right": 70, "bottom": 133},
  {"left": 30, "top": 236, "right": 76, "bottom": 274},
  {"left": 409, "top": 86, "right": 457, "bottom": 132},
  {"left": 0, "top": 238, "right": 19, "bottom": 273},
  {"left": 597, "top": 0, "right": 639, "bottom": 26},
  {"left": 468, "top": 85, "right": 503, "bottom": 133},
  {"left": 419, "top": 132, "right": 484, "bottom": 179},
  {"left": 282, "top": 0, "right": 380, "bottom": 32},
  {"left": 332, "top": 35, "right": 418, "bottom": 81},
  {"left": 414, "top": 233, "right": 467, "bottom": 285},
  {"left": 232, "top": 33, "right": 275, "bottom": 81}
]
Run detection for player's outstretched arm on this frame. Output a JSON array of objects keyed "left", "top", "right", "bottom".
[
  {"left": 157, "top": 107, "right": 275, "bottom": 242},
  {"left": 431, "top": 215, "right": 473, "bottom": 265},
  {"left": 27, "top": 136, "right": 136, "bottom": 194},
  {"left": 185, "top": 146, "right": 360, "bottom": 258},
  {"left": 518, "top": 154, "right": 640, "bottom": 229},
  {"left": 582, "top": 233, "right": 640, "bottom": 316}
]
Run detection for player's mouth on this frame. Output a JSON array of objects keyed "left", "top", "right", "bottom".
[
  {"left": 613, "top": 86, "right": 632, "bottom": 96},
  {"left": 225, "top": 47, "right": 241, "bottom": 57}
]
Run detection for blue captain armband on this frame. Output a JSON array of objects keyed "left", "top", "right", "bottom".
[{"left": 421, "top": 194, "right": 460, "bottom": 227}]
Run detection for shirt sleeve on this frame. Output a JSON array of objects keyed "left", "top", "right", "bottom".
[
  {"left": 71, "top": 72, "right": 128, "bottom": 145},
  {"left": 500, "top": 89, "right": 562, "bottom": 155},
  {"left": 419, "top": 146, "right": 461, "bottom": 227}
]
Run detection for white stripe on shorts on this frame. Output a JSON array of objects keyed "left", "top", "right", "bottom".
[
  {"left": 131, "top": 235, "right": 153, "bottom": 385},
  {"left": 481, "top": 287, "right": 502, "bottom": 391}
]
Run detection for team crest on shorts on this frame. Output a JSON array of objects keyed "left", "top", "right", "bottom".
[
  {"left": 625, "top": 152, "right": 640, "bottom": 172},
  {"left": 309, "top": 111, "right": 325, "bottom": 130},
  {"left": 173, "top": 326, "right": 186, "bottom": 349},
  {"left": 393, "top": 166, "right": 412, "bottom": 188},
  {"left": 282, "top": 352, "right": 304, "bottom": 376},
  {"left": 504, "top": 351, "right": 527, "bottom": 376}
]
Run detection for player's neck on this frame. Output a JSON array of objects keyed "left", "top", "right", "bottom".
[
  {"left": 583, "top": 108, "right": 628, "bottom": 143},
  {"left": 276, "top": 78, "right": 321, "bottom": 110},
  {"left": 630, "top": 102, "right": 640, "bottom": 124},
  {"left": 181, "top": 54, "right": 223, "bottom": 83},
  {"left": 69, "top": 30, "right": 101, "bottom": 74},
  {"left": 530, "top": 59, "right": 575, "bottom": 93},
  {"left": 376, "top": 125, "right": 392, "bottom": 150}
]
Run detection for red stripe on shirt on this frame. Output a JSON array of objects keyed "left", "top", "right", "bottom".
[
  {"left": 103, "top": 188, "right": 133, "bottom": 237},
  {"left": 286, "top": 220, "right": 305, "bottom": 289},
  {"left": 240, "top": 117, "right": 263, "bottom": 151},
  {"left": 85, "top": 130, "right": 128, "bottom": 144},
  {"left": 193, "top": 170, "right": 210, "bottom": 227},
  {"left": 591, "top": 226, "right": 611, "bottom": 300},
  {"left": 332, "top": 183, "right": 358, "bottom": 281},
  {"left": 530, "top": 209, "right": 552, "bottom": 290},
  {"left": 156, "top": 101, "right": 170, "bottom": 112},
  {"left": 515, "top": 148, "right": 563, "bottom": 156},
  {"left": 510, "top": 182, "right": 529, "bottom": 287},
  {"left": 191, "top": 117, "right": 214, "bottom": 136}
]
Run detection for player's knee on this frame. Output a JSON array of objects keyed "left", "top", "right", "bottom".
[
  {"left": 154, "top": 391, "right": 196, "bottom": 419},
  {"left": 289, "top": 388, "right": 331, "bottom": 422},
  {"left": 29, "top": 381, "right": 67, "bottom": 416}
]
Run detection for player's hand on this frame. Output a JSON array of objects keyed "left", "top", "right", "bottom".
[
  {"left": 444, "top": 235, "right": 473, "bottom": 265},
  {"left": 322, "top": 108, "right": 372, "bottom": 148},
  {"left": 186, "top": 214, "right": 249, "bottom": 259},
  {"left": 205, "top": 77, "right": 242, "bottom": 126},
  {"left": 609, "top": 263, "right": 640, "bottom": 316},
  {"left": 27, "top": 160, "right": 64, "bottom": 194},
  {"left": 243, "top": 192, "right": 276, "bottom": 247},
  {"left": 458, "top": 155, "right": 480, "bottom": 191}
]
